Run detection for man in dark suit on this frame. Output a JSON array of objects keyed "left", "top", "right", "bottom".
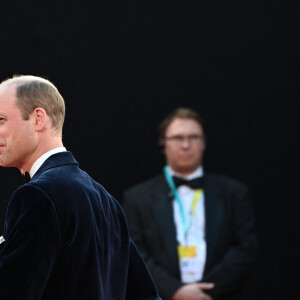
[
  {"left": 123, "top": 108, "right": 257, "bottom": 300},
  {"left": 0, "top": 75, "right": 161, "bottom": 300}
]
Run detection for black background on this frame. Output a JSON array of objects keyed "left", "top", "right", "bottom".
[{"left": 0, "top": 1, "right": 298, "bottom": 298}]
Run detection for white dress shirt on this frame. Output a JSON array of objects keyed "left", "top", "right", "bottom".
[{"left": 168, "top": 165, "right": 206, "bottom": 283}]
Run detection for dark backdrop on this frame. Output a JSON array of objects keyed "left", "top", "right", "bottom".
[{"left": 0, "top": 1, "right": 298, "bottom": 299}]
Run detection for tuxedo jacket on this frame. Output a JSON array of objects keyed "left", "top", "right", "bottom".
[
  {"left": 0, "top": 152, "right": 161, "bottom": 300},
  {"left": 123, "top": 172, "right": 257, "bottom": 300},
  {"left": 0, "top": 167, "right": 23, "bottom": 236}
]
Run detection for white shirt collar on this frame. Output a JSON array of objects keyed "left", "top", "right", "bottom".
[
  {"left": 168, "top": 165, "right": 203, "bottom": 180},
  {"left": 29, "top": 147, "right": 67, "bottom": 178}
]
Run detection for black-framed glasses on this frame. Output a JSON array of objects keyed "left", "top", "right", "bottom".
[{"left": 164, "top": 134, "right": 205, "bottom": 145}]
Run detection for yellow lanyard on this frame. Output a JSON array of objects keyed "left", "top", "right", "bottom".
[
  {"left": 191, "top": 189, "right": 202, "bottom": 216},
  {"left": 181, "top": 188, "right": 202, "bottom": 246}
]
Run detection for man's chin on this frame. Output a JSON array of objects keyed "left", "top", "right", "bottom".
[{"left": 174, "top": 165, "right": 199, "bottom": 176}]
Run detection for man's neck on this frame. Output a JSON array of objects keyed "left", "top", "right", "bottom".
[{"left": 19, "top": 140, "right": 64, "bottom": 174}]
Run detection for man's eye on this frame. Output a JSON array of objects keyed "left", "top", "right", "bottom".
[
  {"left": 190, "top": 135, "right": 200, "bottom": 140},
  {"left": 174, "top": 136, "right": 183, "bottom": 142}
]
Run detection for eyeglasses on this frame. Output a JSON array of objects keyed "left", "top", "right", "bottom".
[{"left": 164, "top": 134, "right": 205, "bottom": 145}]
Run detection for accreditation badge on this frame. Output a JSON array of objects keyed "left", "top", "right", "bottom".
[{"left": 178, "top": 245, "right": 201, "bottom": 283}]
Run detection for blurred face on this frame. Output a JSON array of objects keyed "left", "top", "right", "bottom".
[
  {"left": 0, "top": 85, "right": 37, "bottom": 171},
  {"left": 163, "top": 118, "right": 205, "bottom": 176}
]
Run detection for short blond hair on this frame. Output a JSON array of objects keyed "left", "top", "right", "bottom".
[{"left": 0, "top": 75, "right": 65, "bottom": 132}]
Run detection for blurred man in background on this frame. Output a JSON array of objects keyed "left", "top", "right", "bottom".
[{"left": 123, "top": 107, "right": 257, "bottom": 300}]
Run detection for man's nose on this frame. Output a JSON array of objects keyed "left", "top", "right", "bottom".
[{"left": 181, "top": 138, "right": 191, "bottom": 147}]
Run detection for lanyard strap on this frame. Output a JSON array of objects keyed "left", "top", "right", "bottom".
[{"left": 164, "top": 166, "right": 202, "bottom": 237}]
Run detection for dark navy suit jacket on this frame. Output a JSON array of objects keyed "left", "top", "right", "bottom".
[
  {"left": 0, "top": 152, "right": 161, "bottom": 300},
  {"left": 123, "top": 173, "right": 257, "bottom": 300}
]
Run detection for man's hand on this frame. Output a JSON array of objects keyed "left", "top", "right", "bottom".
[{"left": 172, "top": 282, "right": 214, "bottom": 300}]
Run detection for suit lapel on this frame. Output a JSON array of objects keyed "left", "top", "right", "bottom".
[
  {"left": 204, "top": 174, "right": 223, "bottom": 272},
  {"left": 152, "top": 176, "right": 179, "bottom": 273}
]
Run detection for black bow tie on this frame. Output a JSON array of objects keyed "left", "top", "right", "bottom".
[
  {"left": 23, "top": 171, "right": 31, "bottom": 184},
  {"left": 172, "top": 176, "right": 204, "bottom": 189}
]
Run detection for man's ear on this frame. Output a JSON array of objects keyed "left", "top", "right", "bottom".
[{"left": 32, "top": 107, "right": 47, "bottom": 131}]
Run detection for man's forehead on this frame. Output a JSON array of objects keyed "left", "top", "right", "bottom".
[
  {"left": 0, "top": 84, "right": 16, "bottom": 96},
  {"left": 166, "top": 118, "right": 203, "bottom": 134},
  {"left": 0, "top": 85, "right": 17, "bottom": 108}
]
